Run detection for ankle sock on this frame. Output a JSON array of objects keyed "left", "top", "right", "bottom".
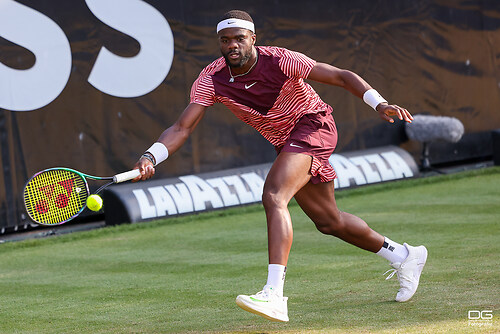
[
  {"left": 266, "top": 264, "right": 286, "bottom": 296},
  {"left": 376, "top": 237, "right": 409, "bottom": 263}
]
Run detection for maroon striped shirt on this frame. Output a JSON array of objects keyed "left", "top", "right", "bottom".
[{"left": 190, "top": 46, "right": 333, "bottom": 147}]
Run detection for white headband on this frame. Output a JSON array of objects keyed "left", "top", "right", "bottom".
[{"left": 216, "top": 18, "right": 255, "bottom": 33}]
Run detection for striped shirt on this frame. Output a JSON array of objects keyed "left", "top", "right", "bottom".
[{"left": 190, "top": 46, "right": 333, "bottom": 147}]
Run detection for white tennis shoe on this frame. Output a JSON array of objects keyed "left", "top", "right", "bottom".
[
  {"left": 384, "top": 243, "right": 428, "bottom": 302},
  {"left": 236, "top": 285, "right": 289, "bottom": 322}
]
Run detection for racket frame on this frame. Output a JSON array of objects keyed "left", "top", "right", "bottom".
[{"left": 23, "top": 167, "right": 138, "bottom": 226}]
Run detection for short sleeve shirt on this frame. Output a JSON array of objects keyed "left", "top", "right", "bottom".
[{"left": 190, "top": 46, "right": 333, "bottom": 147}]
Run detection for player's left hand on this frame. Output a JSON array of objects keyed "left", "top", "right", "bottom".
[{"left": 376, "top": 103, "right": 413, "bottom": 124}]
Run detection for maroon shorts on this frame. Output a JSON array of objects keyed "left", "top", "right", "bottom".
[{"left": 275, "top": 111, "right": 338, "bottom": 184}]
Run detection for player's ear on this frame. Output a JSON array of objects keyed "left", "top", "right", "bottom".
[{"left": 251, "top": 33, "right": 256, "bottom": 45}]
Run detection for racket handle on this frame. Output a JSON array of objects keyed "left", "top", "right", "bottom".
[{"left": 113, "top": 169, "right": 141, "bottom": 183}]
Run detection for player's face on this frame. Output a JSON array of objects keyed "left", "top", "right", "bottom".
[{"left": 218, "top": 28, "right": 256, "bottom": 68}]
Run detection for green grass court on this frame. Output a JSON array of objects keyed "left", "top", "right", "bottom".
[{"left": 0, "top": 168, "right": 499, "bottom": 333}]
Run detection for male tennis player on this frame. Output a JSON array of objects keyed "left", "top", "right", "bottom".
[{"left": 134, "top": 10, "right": 428, "bottom": 322}]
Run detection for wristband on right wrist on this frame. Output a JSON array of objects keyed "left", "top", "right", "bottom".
[
  {"left": 363, "top": 89, "right": 388, "bottom": 111},
  {"left": 146, "top": 142, "right": 169, "bottom": 166},
  {"left": 141, "top": 153, "right": 156, "bottom": 165}
]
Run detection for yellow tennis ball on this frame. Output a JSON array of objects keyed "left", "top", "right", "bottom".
[{"left": 86, "top": 194, "right": 103, "bottom": 211}]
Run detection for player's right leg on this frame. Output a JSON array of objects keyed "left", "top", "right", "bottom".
[
  {"left": 236, "top": 151, "right": 313, "bottom": 322},
  {"left": 294, "top": 181, "right": 428, "bottom": 302}
]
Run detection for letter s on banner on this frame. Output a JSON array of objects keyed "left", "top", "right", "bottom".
[
  {"left": 0, "top": 0, "right": 71, "bottom": 111},
  {"left": 86, "top": 0, "right": 174, "bottom": 98}
]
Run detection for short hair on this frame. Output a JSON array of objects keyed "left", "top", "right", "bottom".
[{"left": 221, "top": 10, "right": 253, "bottom": 23}]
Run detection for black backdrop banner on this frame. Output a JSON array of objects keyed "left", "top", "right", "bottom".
[{"left": 1, "top": 0, "right": 500, "bottom": 230}]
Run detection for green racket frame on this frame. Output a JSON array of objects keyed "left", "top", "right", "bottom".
[{"left": 23, "top": 167, "right": 140, "bottom": 226}]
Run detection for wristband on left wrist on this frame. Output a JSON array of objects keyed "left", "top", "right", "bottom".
[
  {"left": 363, "top": 89, "right": 388, "bottom": 111},
  {"left": 376, "top": 102, "right": 388, "bottom": 112}
]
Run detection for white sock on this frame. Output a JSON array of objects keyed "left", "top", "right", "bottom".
[
  {"left": 376, "top": 237, "right": 409, "bottom": 264},
  {"left": 266, "top": 264, "right": 286, "bottom": 296}
]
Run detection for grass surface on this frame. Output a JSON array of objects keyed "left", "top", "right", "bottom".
[{"left": 1, "top": 168, "right": 499, "bottom": 333}]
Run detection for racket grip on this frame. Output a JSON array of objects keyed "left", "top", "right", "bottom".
[{"left": 113, "top": 169, "right": 141, "bottom": 183}]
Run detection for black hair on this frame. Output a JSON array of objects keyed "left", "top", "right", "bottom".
[{"left": 221, "top": 10, "right": 253, "bottom": 23}]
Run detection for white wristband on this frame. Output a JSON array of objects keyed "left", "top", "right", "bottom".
[
  {"left": 363, "top": 89, "right": 387, "bottom": 111},
  {"left": 146, "top": 142, "right": 169, "bottom": 166}
]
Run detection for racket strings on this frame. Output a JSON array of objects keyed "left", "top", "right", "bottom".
[{"left": 24, "top": 169, "right": 88, "bottom": 225}]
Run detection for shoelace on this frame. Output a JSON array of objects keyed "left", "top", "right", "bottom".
[
  {"left": 254, "top": 285, "right": 278, "bottom": 300},
  {"left": 255, "top": 286, "right": 272, "bottom": 299},
  {"left": 255, "top": 290, "right": 270, "bottom": 299},
  {"left": 383, "top": 268, "right": 397, "bottom": 280},
  {"left": 383, "top": 268, "right": 413, "bottom": 290}
]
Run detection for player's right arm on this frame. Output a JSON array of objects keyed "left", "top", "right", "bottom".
[{"left": 133, "top": 102, "right": 207, "bottom": 181}]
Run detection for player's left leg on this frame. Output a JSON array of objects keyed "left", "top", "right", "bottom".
[
  {"left": 294, "top": 181, "right": 384, "bottom": 251},
  {"left": 294, "top": 181, "right": 428, "bottom": 302}
]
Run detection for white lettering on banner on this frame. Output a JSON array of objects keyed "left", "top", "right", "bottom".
[
  {"left": 148, "top": 186, "right": 177, "bottom": 217},
  {"left": 381, "top": 151, "right": 414, "bottom": 178},
  {"left": 330, "top": 151, "right": 414, "bottom": 188},
  {"left": 207, "top": 177, "right": 240, "bottom": 207},
  {"left": 178, "top": 176, "right": 224, "bottom": 211},
  {"left": 222, "top": 175, "right": 255, "bottom": 204},
  {"left": 0, "top": 0, "right": 174, "bottom": 111},
  {"left": 364, "top": 154, "right": 396, "bottom": 181},
  {"left": 333, "top": 177, "right": 339, "bottom": 189},
  {"left": 131, "top": 173, "right": 264, "bottom": 220},
  {"left": 329, "top": 154, "right": 367, "bottom": 188},
  {"left": 132, "top": 189, "right": 156, "bottom": 219},
  {"left": 349, "top": 156, "right": 382, "bottom": 183},
  {"left": 126, "top": 151, "right": 414, "bottom": 222},
  {"left": 0, "top": 0, "right": 71, "bottom": 111},
  {"left": 165, "top": 184, "right": 194, "bottom": 214},
  {"left": 86, "top": 0, "right": 174, "bottom": 98},
  {"left": 240, "top": 173, "right": 265, "bottom": 201}
]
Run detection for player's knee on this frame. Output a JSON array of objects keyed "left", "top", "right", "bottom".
[
  {"left": 262, "top": 188, "right": 287, "bottom": 210},
  {"left": 315, "top": 215, "right": 344, "bottom": 236}
]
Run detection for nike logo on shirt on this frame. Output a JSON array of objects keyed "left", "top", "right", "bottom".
[
  {"left": 245, "top": 82, "right": 257, "bottom": 89},
  {"left": 290, "top": 143, "right": 303, "bottom": 148}
]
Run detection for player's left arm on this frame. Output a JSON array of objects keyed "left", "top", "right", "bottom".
[{"left": 307, "top": 62, "right": 413, "bottom": 124}]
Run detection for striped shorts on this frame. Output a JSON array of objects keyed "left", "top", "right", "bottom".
[{"left": 276, "top": 111, "right": 338, "bottom": 184}]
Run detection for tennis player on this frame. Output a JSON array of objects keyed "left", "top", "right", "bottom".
[{"left": 134, "top": 10, "right": 428, "bottom": 322}]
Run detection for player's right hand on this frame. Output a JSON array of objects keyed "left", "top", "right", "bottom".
[{"left": 133, "top": 157, "right": 155, "bottom": 182}]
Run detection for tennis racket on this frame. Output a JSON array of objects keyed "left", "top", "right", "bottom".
[{"left": 23, "top": 167, "right": 141, "bottom": 226}]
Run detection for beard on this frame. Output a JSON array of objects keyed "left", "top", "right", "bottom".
[{"left": 222, "top": 49, "right": 252, "bottom": 68}]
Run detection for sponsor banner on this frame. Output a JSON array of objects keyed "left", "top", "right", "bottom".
[
  {"left": 331, "top": 146, "right": 418, "bottom": 189},
  {"left": 103, "top": 146, "right": 418, "bottom": 225}
]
